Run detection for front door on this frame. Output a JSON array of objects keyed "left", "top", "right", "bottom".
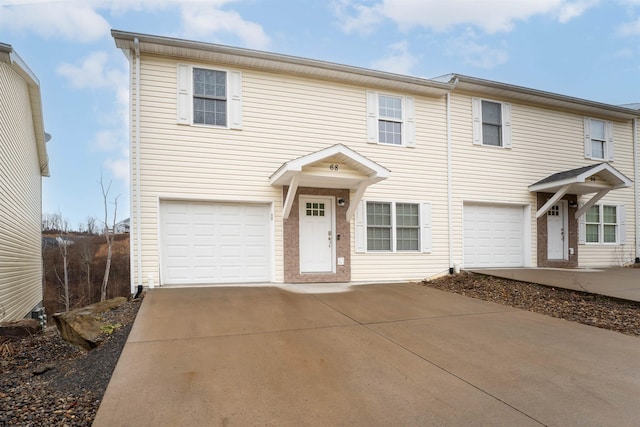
[
  {"left": 547, "top": 202, "right": 568, "bottom": 260},
  {"left": 299, "top": 196, "right": 334, "bottom": 273}
]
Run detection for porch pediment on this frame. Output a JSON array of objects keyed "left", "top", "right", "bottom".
[
  {"left": 269, "top": 144, "right": 390, "bottom": 220},
  {"left": 529, "top": 163, "right": 632, "bottom": 219}
]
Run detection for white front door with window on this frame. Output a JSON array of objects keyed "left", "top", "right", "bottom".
[
  {"left": 299, "top": 196, "right": 334, "bottom": 273},
  {"left": 547, "top": 202, "right": 568, "bottom": 260}
]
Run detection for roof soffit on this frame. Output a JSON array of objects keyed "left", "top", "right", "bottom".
[
  {"left": 452, "top": 79, "right": 640, "bottom": 121},
  {"left": 112, "top": 30, "right": 452, "bottom": 97}
]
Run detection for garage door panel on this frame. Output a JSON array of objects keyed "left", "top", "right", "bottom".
[
  {"left": 464, "top": 204, "right": 525, "bottom": 268},
  {"left": 161, "top": 201, "right": 270, "bottom": 285}
]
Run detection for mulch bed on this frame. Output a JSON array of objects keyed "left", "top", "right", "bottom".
[
  {"left": 421, "top": 272, "right": 640, "bottom": 336},
  {"left": 0, "top": 297, "right": 142, "bottom": 426}
]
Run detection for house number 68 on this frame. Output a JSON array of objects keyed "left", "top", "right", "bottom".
[{"left": 329, "top": 164, "right": 339, "bottom": 171}]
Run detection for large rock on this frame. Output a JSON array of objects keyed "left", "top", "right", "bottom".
[
  {"left": 0, "top": 319, "right": 42, "bottom": 337},
  {"left": 52, "top": 297, "right": 127, "bottom": 351}
]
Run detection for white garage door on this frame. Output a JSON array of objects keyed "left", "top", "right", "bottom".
[
  {"left": 160, "top": 201, "right": 271, "bottom": 285},
  {"left": 464, "top": 204, "right": 525, "bottom": 268}
]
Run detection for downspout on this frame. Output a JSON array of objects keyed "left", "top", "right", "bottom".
[
  {"left": 134, "top": 38, "right": 143, "bottom": 292},
  {"left": 447, "top": 92, "right": 453, "bottom": 273},
  {"left": 634, "top": 118, "right": 639, "bottom": 263}
]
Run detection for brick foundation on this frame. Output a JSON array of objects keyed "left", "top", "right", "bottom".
[
  {"left": 536, "top": 193, "right": 578, "bottom": 268},
  {"left": 283, "top": 187, "right": 351, "bottom": 283}
]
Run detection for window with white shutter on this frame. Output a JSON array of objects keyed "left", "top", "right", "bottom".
[
  {"left": 471, "top": 97, "right": 512, "bottom": 148},
  {"left": 584, "top": 118, "right": 613, "bottom": 161},
  {"left": 366, "top": 91, "right": 415, "bottom": 147},
  {"left": 176, "top": 64, "right": 242, "bottom": 129}
]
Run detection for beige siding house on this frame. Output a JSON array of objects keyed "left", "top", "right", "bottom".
[
  {"left": 112, "top": 30, "right": 639, "bottom": 292},
  {"left": 0, "top": 43, "right": 49, "bottom": 321}
]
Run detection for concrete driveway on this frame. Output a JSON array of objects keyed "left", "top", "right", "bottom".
[{"left": 94, "top": 284, "right": 640, "bottom": 426}]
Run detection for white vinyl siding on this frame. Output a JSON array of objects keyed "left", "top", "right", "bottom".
[
  {"left": 0, "top": 62, "right": 44, "bottom": 321},
  {"left": 584, "top": 117, "right": 614, "bottom": 161},
  {"left": 132, "top": 55, "right": 450, "bottom": 285},
  {"left": 366, "top": 91, "right": 415, "bottom": 147},
  {"left": 472, "top": 97, "right": 512, "bottom": 148}
]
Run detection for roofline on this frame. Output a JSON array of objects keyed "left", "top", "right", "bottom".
[
  {"left": 444, "top": 74, "right": 640, "bottom": 121},
  {"left": 0, "top": 43, "right": 49, "bottom": 176},
  {"left": 111, "top": 29, "right": 453, "bottom": 98}
]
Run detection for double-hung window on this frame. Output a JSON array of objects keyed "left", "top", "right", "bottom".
[
  {"left": 472, "top": 98, "right": 511, "bottom": 148},
  {"left": 366, "top": 91, "right": 415, "bottom": 147},
  {"left": 584, "top": 118, "right": 613, "bottom": 161},
  {"left": 360, "top": 201, "right": 430, "bottom": 252},
  {"left": 193, "top": 68, "right": 227, "bottom": 126},
  {"left": 583, "top": 204, "right": 625, "bottom": 244},
  {"left": 176, "top": 64, "right": 243, "bottom": 129}
]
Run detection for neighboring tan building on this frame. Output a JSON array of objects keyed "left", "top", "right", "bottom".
[
  {"left": 112, "top": 30, "right": 639, "bottom": 292},
  {"left": 0, "top": 43, "right": 50, "bottom": 321}
]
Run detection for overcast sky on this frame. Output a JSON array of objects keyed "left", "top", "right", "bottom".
[{"left": 1, "top": 0, "right": 639, "bottom": 229}]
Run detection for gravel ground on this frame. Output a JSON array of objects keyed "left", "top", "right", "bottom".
[
  {"left": 0, "top": 297, "right": 142, "bottom": 426},
  {"left": 422, "top": 272, "right": 640, "bottom": 337},
  {"left": 2, "top": 275, "right": 639, "bottom": 426}
]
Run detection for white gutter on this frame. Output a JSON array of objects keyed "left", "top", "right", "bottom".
[
  {"left": 446, "top": 92, "right": 453, "bottom": 271},
  {"left": 635, "top": 118, "right": 639, "bottom": 262},
  {"left": 134, "top": 37, "right": 143, "bottom": 293}
]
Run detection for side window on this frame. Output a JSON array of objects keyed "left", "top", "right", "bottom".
[
  {"left": 584, "top": 118, "right": 613, "bottom": 161},
  {"left": 366, "top": 91, "right": 415, "bottom": 147},
  {"left": 360, "top": 201, "right": 431, "bottom": 253},
  {"left": 472, "top": 97, "right": 511, "bottom": 148},
  {"left": 580, "top": 204, "right": 625, "bottom": 244},
  {"left": 176, "top": 64, "right": 243, "bottom": 129}
]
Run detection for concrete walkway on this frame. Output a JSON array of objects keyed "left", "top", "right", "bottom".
[
  {"left": 94, "top": 284, "right": 640, "bottom": 426},
  {"left": 469, "top": 267, "right": 640, "bottom": 302}
]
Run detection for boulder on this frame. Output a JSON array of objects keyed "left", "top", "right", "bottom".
[
  {"left": 52, "top": 297, "right": 127, "bottom": 351},
  {"left": 0, "top": 319, "right": 42, "bottom": 337}
]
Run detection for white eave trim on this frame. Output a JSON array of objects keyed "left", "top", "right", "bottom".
[
  {"left": 270, "top": 144, "right": 390, "bottom": 220},
  {"left": 531, "top": 163, "right": 633, "bottom": 218},
  {"left": 111, "top": 30, "right": 452, "bottom": 98}
]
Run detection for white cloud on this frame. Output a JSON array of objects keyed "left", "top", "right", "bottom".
[
  {"left": 180, "top": 3, "right": 271, "bottom": 49},
  {"left": 370, "top": 40, "right": 419, "bottom": 75},
  {"left": 445, "top": 29, "right": 508, "bottom": 69},
  {"left": 618, "top": 17, "right": 640, "bottom": 35},
  {"left": 104, "top": 157, "right": 129, "bottom": 182},
  {"left": 0, "top": 2, "right": 110, "bottom": 42},
  {"left": 335, "top": 0, "right": 595, "bottom": 34}
]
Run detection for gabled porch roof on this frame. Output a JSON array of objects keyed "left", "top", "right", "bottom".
[
  {"left": 529, "top": 163, "right": 632, "bottom": 219},
  {"left": 269, "top": 144, "right": 390, "bottom": 220}
]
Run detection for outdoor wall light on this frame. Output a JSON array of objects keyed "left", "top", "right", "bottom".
[{"left": 337, "top": 198, "right": 346, "bottom": 206}]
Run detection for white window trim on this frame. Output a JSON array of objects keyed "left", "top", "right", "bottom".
[
  {"left": 583, "top": 117, "right": 614, "bottom": 161},
  {"left": 355, "top": 200, "right": 431, "bottom": 253},
  {"left": 366, "top": 91, "right": 415, "bottom": 147},
  {"left": 471, "top": 97, "right": 512, "bottom": 148},
  {"left": 579, "top": 203, "right": 625, "bottom": 245},
  {"left": 176, "top": 63, "right": 242, "bottom": 130}
]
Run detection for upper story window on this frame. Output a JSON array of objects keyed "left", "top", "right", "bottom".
[
  {"left": 176, "top": 64, "right": 243, "bottom": 129},
  {"left": 584, "top": 118, "right": 613, "bottom": 161},
  {"left": 472, "top": 98, "right": 512, "bottom": 148},
  {"left": 366, "top": 91, "right": 415, "bottom": 147},
  {"left": 193, "top": 68, "right": 227, "bottom": 126}
]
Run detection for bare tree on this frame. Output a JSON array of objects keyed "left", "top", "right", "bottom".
[
  {"left": 77, "top": 237, "right": 96, "bottom": 302},
  {"left": 86, "top": 216, "right": 97, "bottom": 235},
  {"left": 100, "top": 175, "right": 119, "bottom": 301},
  {"left": 54, "top": 216, "right": 71, "bottom": 311}
]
